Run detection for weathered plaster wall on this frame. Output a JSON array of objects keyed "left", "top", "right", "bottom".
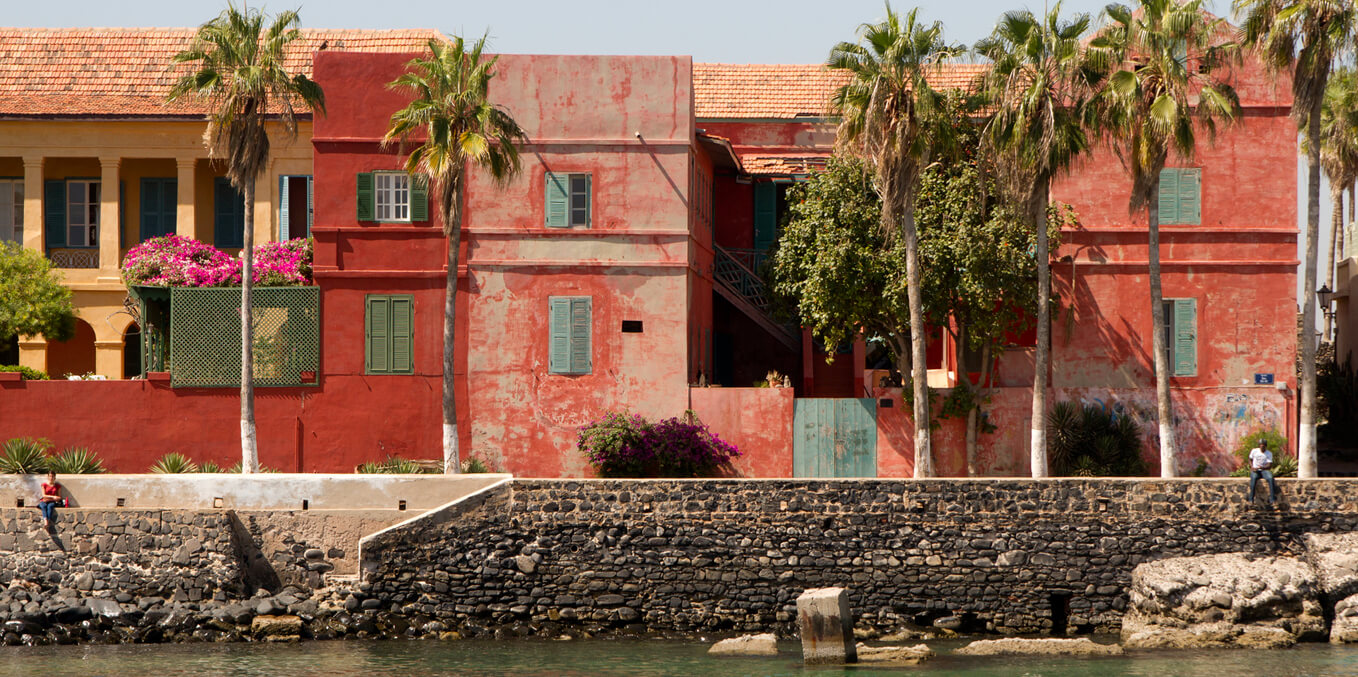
[
  {"left": 354, "top": 478, "right": 1358, "bottom": 638},
  {"left": 687, "top": 386, "right": 795, "bottom": 477},
  {"left": 310, "top": 52, "right": 701, "bottom": 477}
]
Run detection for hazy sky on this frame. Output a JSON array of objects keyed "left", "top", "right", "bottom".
[
  {"left": 7, "top": 0, "right": 1233, "bottom": 62},
  {"left": 6, "top": 0, "right": 1326, "bottom": 309}
]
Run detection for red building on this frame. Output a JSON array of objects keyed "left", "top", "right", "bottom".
[{"left": 0, "top": 35, "right": 1297, "bottom": 477}]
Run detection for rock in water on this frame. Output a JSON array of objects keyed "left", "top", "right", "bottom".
[
  {"left": 797, "top": 587, "right": 857, "bottom": 664},
  {"left": 251, "top": 614, "right": 303, "bottom": 638},
  {"left": 1121, "top": 553, "right": 1325, "bottom": 649},
  {"left": 955, "top": 638, "right": 1123, "bottom": 656},
  {"left": 708, "top": 633, "right": 778, "bottom": 656},
  {"left": 855, "top": 642, "right": 932, "bottom": 664},
  {"left": 1302, "top": 533, "right": 1358, "bottom": 643}
]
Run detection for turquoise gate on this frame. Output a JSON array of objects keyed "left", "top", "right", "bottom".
[{"left": 792, "top": 398, "right": 878, "bottom": 478}]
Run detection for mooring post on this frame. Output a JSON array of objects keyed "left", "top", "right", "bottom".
[{"left": 797, "top": 586, "right": 857, "bottom": 664}]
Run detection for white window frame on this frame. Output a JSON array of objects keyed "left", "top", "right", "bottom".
[
  {"left": 67, "top": 180, "right": 99, "bottom": 247},
  {"left": 374, "top": 171, "right": 411, "bottom": 223},
  {"left": 0, "top": 180, "right": 21, "bottom": 245}
]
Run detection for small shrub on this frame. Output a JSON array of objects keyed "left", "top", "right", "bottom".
[
  {"left": 222, "top": 461, "right": 279, "bottom": 473},
  {"left": 150, "top": 453, "right": 198, "bottom": 474},
  {"left": 1229, "top": 429, "right": 1295, "bottom": 478},
  {"left": 460, "top": 457, "right": 491, "bottom": 473},
  {"left": 45, "top": 447, "right": 105, "bottom": 474},
  {"left": 0, "top": 438, "right": 53, "bottom": 473},
  {"left": 578, "top": 410, "right": 740, "bottom": 478},
  {"left": 357, "top": 456, "right": 437, "bottom": 474},
  {"left": 0, "top": 365, "right": 48, "bottom": 380},
  {"left": 1047, "top": 402, "right": 1146, "bottom": 476},
  {"left": 198, "top": 462, "right": 224, "bottom": 473}
]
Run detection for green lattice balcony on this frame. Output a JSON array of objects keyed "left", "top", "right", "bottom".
[{"left": 130, "top": 286, "right": 320, "bottom": 388}]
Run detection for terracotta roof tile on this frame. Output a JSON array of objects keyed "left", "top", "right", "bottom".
[
  {"left": 740, "top": 155, "right": 830, "bottom": 176},
  {"left": 0, "top": 27, "right": 445, "bottom": 117},
  {"left": 693, "top": 63, "right": 988, "bottom": 120}
]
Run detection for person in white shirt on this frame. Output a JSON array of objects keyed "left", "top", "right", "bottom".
[{"left": 1247, "top": 440, "right": 1279, "bottom": 505}]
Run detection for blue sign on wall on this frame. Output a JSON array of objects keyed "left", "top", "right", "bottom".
[{"left": 1255, "top": 373, "right": 1275, "bottom": 385}]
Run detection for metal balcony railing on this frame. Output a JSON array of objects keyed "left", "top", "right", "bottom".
[{"left": 48, "top": 248, "right": 99, "bottom": 269}]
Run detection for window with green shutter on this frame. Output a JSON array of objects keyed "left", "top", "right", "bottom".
[
  {"left": 545, "top": 172, "right": 590, "bottom": 228},
  {"left": 753, "top": 182, "right": 776, "bottom": 251},
  {"left": 548, "top": 296, "right": 592, "bottom": 374},
  {"left": 1161, "top": 298, "right": 1198, "bottom": 377},
  {"left": 213, "top": 177, "right": 246, "bottom": 248},
  {"left": 1157, "top": 168, "right": 1202, "bottom": 225},
  {"left": 365, "top": 294, "right": 414, "bottom": 375}
]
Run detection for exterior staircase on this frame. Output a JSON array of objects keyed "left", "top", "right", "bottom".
[{"left": 713, "top": 245, "right": 800, "bottom": 351}]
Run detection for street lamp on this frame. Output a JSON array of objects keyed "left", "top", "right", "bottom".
[{"left": 1318, "top": 284, "right": 1334, "bottom": 319}]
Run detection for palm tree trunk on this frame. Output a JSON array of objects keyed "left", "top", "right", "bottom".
[
  {"left": 902, "top": 207, "right": 933, "bottom": 478},
  {"left": 1300, "top": 101, "right": 1323, "bottom": 478},
  {"left": 1327, "top": 183, "right": 1342, "bottom": 343},
  {"left": 442, "top": 173, "right": 463, "bottom": 474},
  {"left": 1148, "top": 181, "right": 1176, "bottom": 478},
  {"left": 966, "top": 341, "right": 991, "bottom": 478},
  {"left": 1030, "top": 179, "right": 1051, "bottom": 478},
  {"left": 240, "top": 178, "right": 259, "bottom": 473}
]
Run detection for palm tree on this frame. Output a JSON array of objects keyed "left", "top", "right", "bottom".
[
  {"left": 385, "top": 36, "right": 526, "bottom": 473},
  {"left": 828, "top": 4, "right": 964, "bottom": 477},
  {"left": 975, "top": 3, "right": 1103, "bottom": 478},
  {"left": 1319, "top": 68, "right": 1358, "bottom": 343},
  {"left": 1089, "top": 0, "right": 1239, "bottom": 477},
  {"left": 168, "top": 5, "right": 324, "bottom": 473},
  {"left": 1236, "top": 0, "right": 1357, "bottom": 477}
]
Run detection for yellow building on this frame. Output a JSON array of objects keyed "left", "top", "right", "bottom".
[{"left": 0, "top": 27, "right": 440, "bottom": 378}]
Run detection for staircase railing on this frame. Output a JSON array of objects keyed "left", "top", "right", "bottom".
[{"left": 714, "top": 245, "right": 772, "bottom": 313}]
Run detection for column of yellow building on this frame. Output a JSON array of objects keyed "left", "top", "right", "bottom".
[
  {"left": 17, "top": 155, "right": 47, "bottom": 372},
  {"left": 93, "top": 155, "right": 123, "bottom": 377},
  {"left": 176, "top": 157, "right": 197, "bottom": 239}
]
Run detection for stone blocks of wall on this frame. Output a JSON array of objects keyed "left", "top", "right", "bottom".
[{"left": 354, "top": 479, "right": 1358, "bottom": 638}]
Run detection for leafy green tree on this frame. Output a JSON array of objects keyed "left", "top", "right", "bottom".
[
  {"left": 1089, "top": 0, "right": 1239, "bottom": 477},
  {"left": 168, "top": 5, "right": 325, "bottom": 473},
  {"left": 385, "top": 36, "right": 527, "bottom": 473},
  {"left": 0, "top": 242, "right": 76, "bottom": 346},
  {"left": 772, "top": 145, "right": 1050, "bottom": 474},
  {"left": 827, "top": 4, "right": 964, "bottom": 477},
  {"left": 1235, "top": 0, "right": 1357, "bottom": 477},
  {"left": 975, "top": 2, "right": 1103, "bottom": 477}
]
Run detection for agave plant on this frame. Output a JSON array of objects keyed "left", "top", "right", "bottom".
[
  {"left": 0, "top": 438, "right": 53, "bottom": 474},
  {"left": 45, "top": 447, "right": 106, "bottom": 474},
  {"left": 460, "top": 457, "right": 490, "bottom": 473},
  {"left": 150, "top": 452, "right": 199, "bottom": 474},
  {"left": 198, "top": 462, "right": 225, "bottom": 473}
]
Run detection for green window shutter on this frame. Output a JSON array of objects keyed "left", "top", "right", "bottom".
[
  {"left": 213, "top": 178, "right": 245, "bottom": 248},
  {"left": 548, "top": 298, "right": 571, "bottom": 373},
  {"left": 44, "top": 180, "right": 66, "bottom": 249},
  {"left": 356, "top": 172, "right": 374, "bottom": 221},
  {"left": 545, "top": 172, "right": 569, "bottom": 228},
  {"left": 569, "top": 297, "right": 592, "bottom": 374},
  {"left": 390, "top": 295, "right": 412, "bottom": 373},
  {"left": 1178, "top": 168, "right": 1201, "bottom": 225},
  {"left": 278, "top": 175, "right": 290, "bottom": 241},
  {"left": 410, "top": 174, "right": 429, "bottom": 222},
  {"left": 1173, "top": 298, "right": 1197, "bottom": 376},
  {"left": 163, "top": 178, "right": 178, "bottom": 235},
  {"left": 366, "top": 295, "right": 390, "bottom": 374},
  {"left": 1157, "top": 169, "right": 1180, "bottom": 225},
  {"left": 305, "top": 175, "right": 314, "bottom": 236},
  {"left": 141, "top": 178, "right": 161, "bottom": 242},
  {"left": 753, "top": 182, "right": 776, "bottom": 251}
]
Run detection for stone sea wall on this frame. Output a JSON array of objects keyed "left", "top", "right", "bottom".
[
  {"left": 5, "top": 479, "right": 1358, "bottom": 645},
  {"left": 356, "top": 479, "right": 1358, "bottom": 637}
]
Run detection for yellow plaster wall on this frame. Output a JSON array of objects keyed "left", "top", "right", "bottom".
[{"left": 2, "top": 118, "right": 313, "bottom": 378}]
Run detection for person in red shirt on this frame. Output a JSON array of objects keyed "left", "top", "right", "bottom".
[{"left": 39, "top": 471, "right": 65, "bottom": 527}]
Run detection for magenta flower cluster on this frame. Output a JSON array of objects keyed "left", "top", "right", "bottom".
[
  {"left": 577, "top": 411, "right": 740, "bottom": 478},
  {"left": 121, "top": 235, "right": 313, "bottom": 287}
]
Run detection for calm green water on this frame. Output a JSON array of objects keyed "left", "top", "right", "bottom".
[{"left": 4, "top": 639, "right": 1358, "bottom": 676}]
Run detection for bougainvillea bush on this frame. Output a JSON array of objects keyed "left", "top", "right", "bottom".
[
  {"left": 121, "top": 235, "right": 313, "bottom": 287},
  {"left": 578, "top": 410, "right": 740, "bottom": 478}
]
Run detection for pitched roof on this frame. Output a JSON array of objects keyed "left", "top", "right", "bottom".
[
  {"left": 0, "top": 27, "right": 445, "bottom": 117},
  {"left": 693, "top": 63, "right": 989, "bottom": 120},
  {"left": 741, "top": 155, "right": 830, "bottom": 176}
]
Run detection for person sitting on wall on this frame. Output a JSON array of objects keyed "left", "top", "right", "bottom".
[
  {"left": 1247, "top": 440, "right": 1279, "bottom": 506},
  {"left": 38, "top": 471, "right": 68, "bottom": 528}
]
